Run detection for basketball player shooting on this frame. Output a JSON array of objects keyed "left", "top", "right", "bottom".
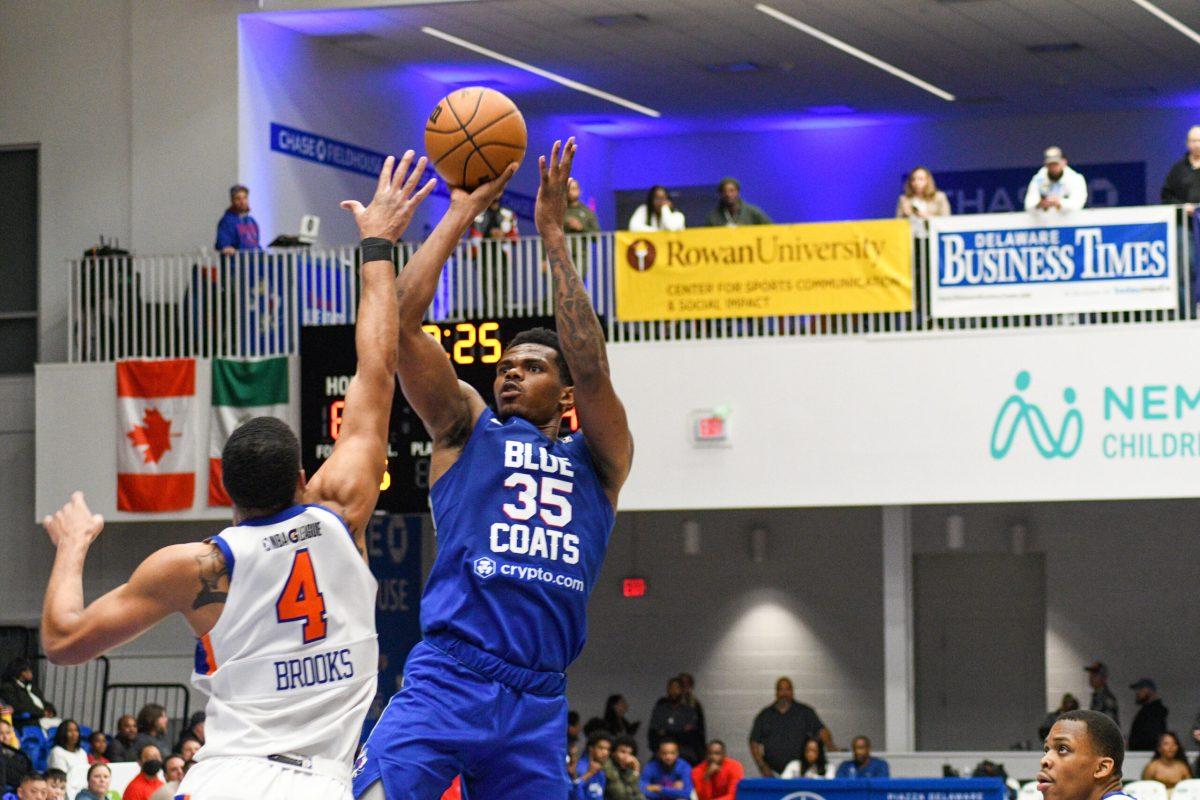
[
  {"left": 39, "top": 151, "right": 436, "bottom": 799},
  {"left": 353, "top": 138, "right": 634, "bottom": 799}
]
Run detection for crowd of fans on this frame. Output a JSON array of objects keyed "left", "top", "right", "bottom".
[{"left": 0, "top": 658, "right": 204, "bottom": 800}]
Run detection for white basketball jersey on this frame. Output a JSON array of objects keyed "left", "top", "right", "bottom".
[{"left": 192, "top": 504, "right": 378, "bottom": 766}]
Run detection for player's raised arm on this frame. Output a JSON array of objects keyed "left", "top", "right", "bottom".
[
  {"left": 392, "top": 167, "right": 515, "bottom": 453},
  {"left": 304, "top": 152, "right": 436, "bottom": 540},
  {"left": 535, "top": 138, "right": 634, "bottom": 504}
]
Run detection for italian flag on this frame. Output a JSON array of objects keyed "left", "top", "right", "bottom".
[
  {"left": 117, "top": 359, "right": 196, "bottom": 512},
  {"left": 208, "top": 357, "right": 293, "bottom": 506}
]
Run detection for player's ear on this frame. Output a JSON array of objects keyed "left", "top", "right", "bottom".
[
  {"left": 295, "top": 470, "right": 307, "bottom": 495},
  {"left": 559, "top": 385, "right": 575, "bottom": 414},
  {"left": 1093, "top": 757, "right": 1115, "bottom": 781}
]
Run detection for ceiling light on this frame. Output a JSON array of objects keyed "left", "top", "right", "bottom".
[
  {"left": 754, "top": 3, "right": 956, "bottom": 102},
  {"left": 1127, "top": 0, "right": 1200, "bottom": 47},
  {"left": 421, "top": 26, "right": 661, "bottom": 118},
  {"left": 1025, "top": 42, "right": 1084, "bottom": 54}
]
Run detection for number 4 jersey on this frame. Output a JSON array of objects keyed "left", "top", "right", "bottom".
[
  {"left": 192, "top": 504, "right": 379, "bottom": 766},
  {"left": 423, "top": 408, "right": 615, "bottom": 674}
]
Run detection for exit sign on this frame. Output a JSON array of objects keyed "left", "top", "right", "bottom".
[{"left": 622, "top": 577, "right": 647, "bottom": 598}]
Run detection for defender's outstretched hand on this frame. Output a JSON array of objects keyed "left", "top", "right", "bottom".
[
  {"left": 43, "top": 491, "right": 104, "bottom": 550},
  {"left": 534, "top": 138, "right": 577, "bottom": 235},
  {"left": 341, "top": 150, "right": 437, "bottom": 243}
]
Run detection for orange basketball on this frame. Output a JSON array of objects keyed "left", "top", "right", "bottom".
[{"left": 424, "top": 87, "right": 527, "bottom": 189}]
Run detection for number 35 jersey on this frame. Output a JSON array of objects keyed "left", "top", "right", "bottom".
[
  {"left": 423, "top": 408, "right": 615, "bottom": 674},
  {"left": 192, "top": 504, "right": 379, "bottom": 766}
]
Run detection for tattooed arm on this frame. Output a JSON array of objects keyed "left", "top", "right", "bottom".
[
  {"left": 534, "top": 139, "right": 634, "bottom": 505},
  {"left": 41, "top": 492, "right": 229, "bottom": 664}
]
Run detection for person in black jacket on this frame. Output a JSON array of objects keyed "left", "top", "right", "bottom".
[
  {"left": 0, "top": 659, "right": 47, "bottom": 733},
  {"left": 1128, "top": 678, "right": 1169, "bottom": 751},
  {"left": 1161, "top": 127, "right": 1200, "bottom": 211},
  {"left": 0, "top": 719, "right": 33, "bottom": 791}
]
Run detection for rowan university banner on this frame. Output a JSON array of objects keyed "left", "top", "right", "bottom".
[{"left": 614, "top": 220, "right": 913, "bottom": 321}]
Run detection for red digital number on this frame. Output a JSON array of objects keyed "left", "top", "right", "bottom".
[{"left": 275, "top": 549, "right": 327, "bottom": 644}]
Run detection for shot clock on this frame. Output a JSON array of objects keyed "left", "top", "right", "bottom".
[{"left": 300, "top": 316, "right": 578, "bottom": 513}]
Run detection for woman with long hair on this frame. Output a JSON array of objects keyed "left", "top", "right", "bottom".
[
  {"left": 782, "top": 736, "right": 832, "bottom": 779},
  {"left": 629, "top": 186, "right": 686, "bottom": 232},
  {"left": 602, "top": 694, "right": 640, "bottom": 737},
  {"left": 896, "top": 167, "right": 951, "bottom": 220},
  {"left": 48, "top": 718, "right": 90, "bottom": 797},
  {"left": 1142, "top": 731, "right": 1192, "bottom": 793}
]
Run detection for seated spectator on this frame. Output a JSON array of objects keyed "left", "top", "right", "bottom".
[
  {"left": 603, "top": 695, "right": 641, "bottom": 739},
  {"left": 1024, "top": 147, "right": 1087, "bottom": 212},
  {"left": 104, "top": 717, "right": 137, "bottom": 763},
  {"left": 146, "top": 755, "right": 183, "bottom": 800},
  {"left": 749, "top": 677, "right": 831, "bottom": 777},
  {"left": 575, "top": 730, "right": 613, "bottom": 800},
  {"left": 47, "top": 721, "right": 88, "bottom": 797},
  {"left": 705, "top": 178, "right": 772, "bottom": 227},
  {"left": 782, "top": 737, "right": 832, "bottom": 779},
  {"left": 629, "top": 187, "right": 686, "bottom": 232},
  {"left": 470, "top": 198, "right": 519, "bottom": 241},
  {"left": 43, "top": 769, "right": 66, "bottom": 800},
  {"left": 174, "top": 713, "right": 204, "bottom": 753},
  {"left": 640, "top": 739, "right": 691, "bottom": 800},
  {"left": 176, "top": 737, "right": 200, "bottom": 765},
  {"left": 0, "top": 660, "right": 48, "bottom": 733},
  {"left": 604, "top": 735, "right": 645, "bottom": 800},
  {"left": 1142, "top": 731, "right": 1192, "bottom": 791},
  {"left": 129, "top": 706, "right": 170, "bottom": 762},
  {"left": 39, "top": 705, "right": 62, "bottom": 735},
  {"left": 1160, "top": 126, "right": 1200, "bottom": 215},
  {"left": 86, "top": 733, "right": 108, "bottom": 766},
  {"left": 648, "top": 678, "right": 699, "bottom": 763},
  {"left": 564, "top": 179, "right": 601, "bottom": 234},
  {"left": 215, "top": 184, "right": 262, "bottom": 254},
  {"left": 17, "top": 772, "right": 47, "bottom": 800},
  {"left": 896, "top": 167, "right": 951, "bottom": 220},
  {"left": 692, "top": 740, "right": 743, "bottom": 800},
  {"left": 1041, "top": 694, "right": 1082, "bottom": 741},
  {"left": 677, "top": 673, "right": 706, "bottom": 766},
  {"left": 120, "top": 746, "right": 162, "bottom": 800},
  {"left": 836, "top": 736, "right": 890, "bottom": 779},
  {"left": 0, "top": 719, "right": 33, "bottom": 791},
  {"left": 0, "top": 715, "right": 18, "bottom": 750},
  {"left": 75, "top": 762, "right": 116, "bottom": 800}
]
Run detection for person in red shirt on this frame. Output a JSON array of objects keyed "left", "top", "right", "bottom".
[
  {"left": 121, "top": 745, "right": 163, "bottom": 800},
  {"left": 692, "top": 740, "right": 743, "bottom": 800}
]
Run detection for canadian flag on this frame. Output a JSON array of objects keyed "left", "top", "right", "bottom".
[{"left": 116, "top": 358, "right": 196, "bottom": 512}]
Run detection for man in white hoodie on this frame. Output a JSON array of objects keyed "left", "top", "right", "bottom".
[{"left": 1025, "top": 147, "right": 1088, "bottom": 212}]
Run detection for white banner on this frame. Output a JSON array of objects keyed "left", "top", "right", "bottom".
[{"left": 929, "top": 206, "right": 1178, "bottom": 318}]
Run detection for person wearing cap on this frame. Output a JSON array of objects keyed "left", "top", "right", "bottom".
[
  {"left": 1086, "top": 662, "right": 1120, "bottom": 726},
  {"left": 705, "top": 178, "right": 772, "bottom": 227},
  {"left": 1024, "top": 148, "right": 1088, "bottom": 212},
  {"left": 215, "top": 184, "right": 263, "bottom": 254},
  {"left": 1128, "top": 679, "right": 1168, "bottom": 751}
]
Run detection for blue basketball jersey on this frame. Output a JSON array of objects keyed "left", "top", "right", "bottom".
[{"left": 422, "top": 407, "right": 615, "bottom": 673}]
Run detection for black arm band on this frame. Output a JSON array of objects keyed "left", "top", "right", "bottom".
[{"left": 359, "top": 237, "right": 395, "bottom": 265}]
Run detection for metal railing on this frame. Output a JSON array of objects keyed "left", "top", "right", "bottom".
[
  {"left": 36, "top": 655, "right": 110, "bottom": 731},
  {"left": 102, "top": 683, "right": 190, "bottom": 746},
  {"left": 66, "top": 216, "right": 1196, "bottom": 363}
]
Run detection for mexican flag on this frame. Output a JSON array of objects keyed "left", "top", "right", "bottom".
[
  {"left": 117, "top": 359, "right": 196, "bottom": 512},
  {"left": 208, "top": 357, "right": 293, "bottom": 506}
]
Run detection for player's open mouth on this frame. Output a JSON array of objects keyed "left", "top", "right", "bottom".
[
  {"left": 500, "top": 382, "right": 521, "bottom": 399},
  {"left": 1036, "top": 773, "right": 1052, "bottom": 791}
]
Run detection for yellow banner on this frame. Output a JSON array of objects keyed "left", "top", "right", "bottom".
[{"left": 614, "top": 220, "right": 913, "bottom": 320}]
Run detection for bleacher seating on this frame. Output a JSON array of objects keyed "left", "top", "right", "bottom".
[
  {"left": 1124, "top": 780, "right": 1169, "bottom": 800},
  {"left": 1172, "top": 780, "right": 1200, "bottom": 800}
]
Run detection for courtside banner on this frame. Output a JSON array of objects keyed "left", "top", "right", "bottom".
[
  {"left": 614, "top": 220, "right": 913, "bottom": 321},
  {"left": 929, "top": 206, "right": 1177, "bottom": 319}
]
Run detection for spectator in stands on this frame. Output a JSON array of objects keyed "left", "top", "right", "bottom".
[
  {"left": 215, "top": 185, "right": 262, "bottom": 254},
  {"left": 0, "top": 714, "right": 18, "bottom": 750},
  {"left": 1129, "top": 679, "right": 1169, "bottom": 751},
  {"left": 86, "top": 733, "right": 108, "bottom": 766},
  {"left": 749, "top": 677, "right": 831, "bottom": 777},
  {"left": 896, "top": 167, "right": 951, "bottom": 221},
  {"left": 1086, "top": 662, "right": 1119, "bottom": 726},
  {"left": 47, "top": 721, "right": 88, "bottom": 797},
  {"left": 1042, "top": 694, "right": 1083, "bottom": 741},
  {"left": 1, "top": 659, "right": 48, "bottom": 733},
  {"left": 120, "top": 746, "right": 162, "bottom": 800},
  {"left": 75, "top": 762, "right": 114, "bottom": 800},
  {"left": 174, "top": 713, "right": 204, "bottom": 752},
  {"left": 648, "top": 678, "right": 700, "bottom": 763},
  {"left": 1192, "top": 709, "right": 1200, "bottom": 776},
  {"left": 146, "top": 755, "right": 183, "bottom": 800},
  {"left": 564, "top": 179, "right": 601, "bottom": 234},
  {"left": 574, "top": 730, "right": 613, "bottom": 800},
  {"left": 17, "top": 773, "right": 48, "bottom": 800},
  {"left": 604, "top": 735, "right": 645, "bottom": 800},
  {"left": 1024, "top": 148, "right": 1087, "bottom": 212},
  {"left": 470, "top": 197, "right": 519, "bottom": 241},
  {"left": 1141, "top": 731, "right": 1192, "bottom": 791},
  {"left": 105, "top": 717, "right": 137, "bottom": 763},
  {"left": 1039, "top": 710, "right": 1127, "bottom": 800},
  {"left": 129, "top": 706, "right": 169, "bottom": 761},
  {"left": 0, "top": 718, "right": 33, "bottom": 791},
  {"left": 628, "top": 187, "right": 686, "bottom": 232},
  {"left": 176, "top": 737, "right": 199, "bottom": 765},
  {"left": 1160, "top": 127, "right": 1200, "bottom": 214},
  {"left": 39, "top": 705, "right": 62, "bottom": 735},
  {"left": 640, "top": 738, "right": 692, "bottom": 800},
  {"left": 43, "top": 768, "right": 66, "bottom": 800},
  {"left": 603, "top": 695, "right": 641, "bottom": 738},
  {"left": 692, "top": 740, "right": 743, "bottom": 800},
  {"left": 705, "top": 178, "right": 772, "bottom": 227},
  {"left": 782, "top": 737, "right": 831, "bottom": 779},
  {"left": 677, "top": 673, "right": 706, "bottom": 766},
  {"left": 836, "top": 736, "right": 889, "bottom": 779}
]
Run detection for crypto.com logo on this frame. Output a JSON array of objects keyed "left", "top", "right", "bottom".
[
  {"left": 473, "top": 556, "right": 496, "bottom": 579},
  {"left": 625, "top": 239, "right": 656, "bottom": 271},
  {"left": 990, "top": 370, "right": 1084, "bottom": 460}
]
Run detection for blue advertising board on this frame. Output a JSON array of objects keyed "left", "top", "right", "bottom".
[
  {"left": 934, "top": 162, "right": 1145, "bottom": 215},
  {"left": 735, "top": 777, "right": 1008, "bottom": 800}
]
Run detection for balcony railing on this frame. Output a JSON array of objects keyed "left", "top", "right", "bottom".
[{"left": 66, "top": 217, "right": 1196, "bottom": 363}]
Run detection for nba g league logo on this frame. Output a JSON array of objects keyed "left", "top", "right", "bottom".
[
  {"left": 990, "top": 370, "right": 1084, "bottom": 460},
  {"left": 626, "top": 239, "right": 656, "bottom": 271}
]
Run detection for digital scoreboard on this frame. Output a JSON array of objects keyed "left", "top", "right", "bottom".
[{"left": 300, "top": 316, "right": 577, "bottom": 514}]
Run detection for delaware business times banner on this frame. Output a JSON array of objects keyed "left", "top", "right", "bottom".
[
  {"left": 929, "top": 206, "right": 1177, "bottom": 319},
  {"left": 614, "top": 220, "right": 913, "bottom": 321}
]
